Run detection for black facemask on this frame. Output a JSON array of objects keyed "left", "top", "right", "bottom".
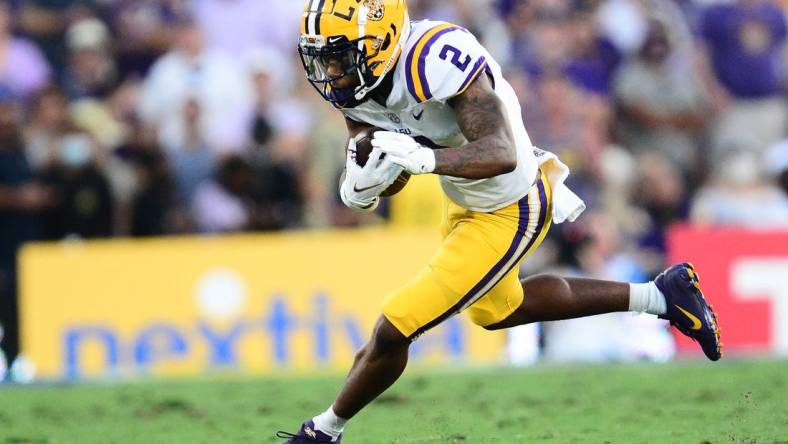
[{"left": 298, "top": 35, "right": 381, "bottom": 108}]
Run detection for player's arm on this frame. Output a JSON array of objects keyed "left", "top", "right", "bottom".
[
  {"left": 434, "top": 74, "right": 516, "bottom": 178},
  {"left": 372, "top": 75, "right": 516, "bottom": 179},
  {"left": 372, "top": 68, "right": 517, "bottom": 179}
]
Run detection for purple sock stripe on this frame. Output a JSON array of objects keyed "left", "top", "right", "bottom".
[
  {"left": 456, "top": 56, "right": 488, "bottom": 94},
  {"left": 409, "top": 192, "right": 532, "bottom": 340}
]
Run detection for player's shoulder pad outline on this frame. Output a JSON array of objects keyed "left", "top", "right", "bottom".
[{"left": 404, "top": 22, "right": 489, "bottom": 103}]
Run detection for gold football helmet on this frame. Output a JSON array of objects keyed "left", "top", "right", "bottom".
[{"left": 298, "top": 0, "right": 410, "bottom": 108}]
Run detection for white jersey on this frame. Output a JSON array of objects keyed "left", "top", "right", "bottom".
[{"left": 343, "top": 20, "right": 538, "bottom": 212}]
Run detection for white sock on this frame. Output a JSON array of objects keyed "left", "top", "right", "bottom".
[
  {"left": 629, "top": 282, "right": 667, "bottom": 315},
  {"left": 312, "top": 406, "right": 347, "bottom": 440}
]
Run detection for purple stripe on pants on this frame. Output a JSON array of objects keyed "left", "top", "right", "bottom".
[{"left": 409, "top": 186, "right": 538, "bottom": 340}]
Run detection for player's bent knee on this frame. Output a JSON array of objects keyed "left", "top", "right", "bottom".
[
  {"left": 368, "top": 316, "right": 410, "bottom": 357},
  {"left": 521, "top": 274, "right": 572, "bottom": 299}
]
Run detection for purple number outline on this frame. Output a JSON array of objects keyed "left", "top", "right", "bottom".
[{"left": 439, "top": 44, "right": 472, "bottom": 72}]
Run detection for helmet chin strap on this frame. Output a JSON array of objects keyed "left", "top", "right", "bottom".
[{"left": 354, "top": 11, "right": 411, "bottom": 101}]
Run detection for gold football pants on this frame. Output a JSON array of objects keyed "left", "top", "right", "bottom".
[{"left": 382, "top": 171, "right": 553, "bottom": 340}]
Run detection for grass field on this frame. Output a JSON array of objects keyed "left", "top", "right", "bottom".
[{"left": 1, "top": 359, "right": 787, "bottom": 444}]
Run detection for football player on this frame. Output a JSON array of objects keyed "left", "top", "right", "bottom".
[{"left": 278, "top": 1, "right": 722, "bottom": 442}]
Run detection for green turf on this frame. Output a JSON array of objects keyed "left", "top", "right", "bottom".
[{"left": 1, "top": 360, "right": 787, "bottom": 444}]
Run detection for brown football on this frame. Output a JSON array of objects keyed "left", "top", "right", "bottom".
[{"left": 354, "top": 127, "right": 410, "bottom": 197}]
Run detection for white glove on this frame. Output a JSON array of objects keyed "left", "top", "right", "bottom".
[
  {"left": 340, "top": 138, "right": 404, "bottom": 212},
  {"left": 371, "top": 131, "right": 436, "bottom": 175}
]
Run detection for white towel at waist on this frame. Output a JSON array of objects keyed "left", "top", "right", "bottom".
[{"left": 534, "top": 147, "right": 586, "bottom": 224}]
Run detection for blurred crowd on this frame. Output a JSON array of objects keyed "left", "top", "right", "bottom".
[{"left": 0, "top": 0, "right": 787, "bottom": 369}]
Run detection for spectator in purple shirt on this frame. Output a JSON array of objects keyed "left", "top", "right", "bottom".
[
  {"left": 700, "top": 0, "right": 787, "bottom": 158},
  {"left": 562, "top": 6, "right": 621, "bottom": 97},
  {"left": 0, "top": 0, "right": 50, "bottom": 98},
  {"left": 516, "top": 2, "right": 620, "bottom": 97},
  {"left": 701, "top": 0, "right": 786, "bottom": 99},
  {"left": 106, "top": 0, "right": 185, "bottom": 78}
]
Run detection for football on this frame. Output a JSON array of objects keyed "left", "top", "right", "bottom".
[{"left": 354, "top": 127, "right": 410, "bottom": 197}]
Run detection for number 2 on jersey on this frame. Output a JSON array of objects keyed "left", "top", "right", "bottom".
[{"left": 439, "top": 45, "right": 471, "bottom": 72}]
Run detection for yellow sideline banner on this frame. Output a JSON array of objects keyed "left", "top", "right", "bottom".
[{"left": 19, "top": 229, "right": 506, "bottom": 380}]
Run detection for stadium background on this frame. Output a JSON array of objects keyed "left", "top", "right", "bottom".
[{"left": 0, "top": 0, "right": 786, "bottom": 396}]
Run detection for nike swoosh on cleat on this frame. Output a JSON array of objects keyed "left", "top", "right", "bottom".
[
  {"left": 676, "top": 305, "right": 703, "bottom": 330},
  {"left": 354, "top": 182, "right": 385, "bottom": 192}
]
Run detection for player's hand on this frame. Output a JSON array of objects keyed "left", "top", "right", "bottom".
[
  {"left": 372, "top": 131, "right": 436, "bottom": 175},
  {"left": 340, "top": 138, "right": 403, "bottom": 212}
]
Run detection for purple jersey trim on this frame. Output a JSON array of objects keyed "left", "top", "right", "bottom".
[
  {"left": 405, "top": 25, "right": 463, "bottom": 102},
  {"left": 456, "top": 56, "right": 488, "bottom": 95}
]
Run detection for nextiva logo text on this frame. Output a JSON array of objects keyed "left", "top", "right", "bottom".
[{"left": 62, "top": 292, "right": 465, "bottom": 380}]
